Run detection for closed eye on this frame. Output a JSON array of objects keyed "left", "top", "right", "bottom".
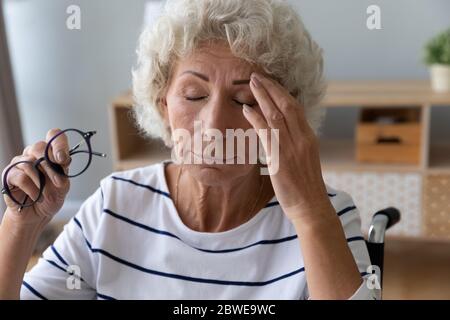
[
  {"left": 185, "top": 96, "right": 207, "bottom": 101},
  {"left": 185, "top": 96, "right": 255, "bottom": 107}
]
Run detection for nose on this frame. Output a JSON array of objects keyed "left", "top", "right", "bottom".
[
  {"left": 198, "top": 94, "right": 237, "bottom": 136},
  {"left": 193, "top": 94, "right": 243, "bottom": 158}
]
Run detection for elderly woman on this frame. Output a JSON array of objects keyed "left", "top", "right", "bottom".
[{"left": 0, "top": 0, "right": 377, "bottom": 300}]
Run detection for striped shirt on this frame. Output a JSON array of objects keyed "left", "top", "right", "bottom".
[{"left": 21, "top": 161, "right": 379, "bottom": 300}]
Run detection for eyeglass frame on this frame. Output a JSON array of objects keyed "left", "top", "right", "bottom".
[{"left": 1, "top": 128, "right": 106, "bottom": 211}]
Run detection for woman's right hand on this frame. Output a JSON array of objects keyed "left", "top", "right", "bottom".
[{"left": 2, "top": 128, "right": 71, "bottom": 227}]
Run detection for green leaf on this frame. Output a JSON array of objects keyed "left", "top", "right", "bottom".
[{"left": 424, "top": 28, "right": 450, "bottom": 65}]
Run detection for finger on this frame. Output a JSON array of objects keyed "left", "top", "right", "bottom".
[
  {"left": 249, "top": 74, "right": 285, "bottom": 128},
  {"left": 249, "top": 74, "right": 291, "bottom": 145},
  {"left": 13, "top": 157, "right": 41, "bottom": 189},
  {"left": 6, "top": 167, "right": 41, "bottom": 202},
  {"left": 25, "top": 141, "right": 64, "bottom": 187},
  {"left": 251, "top": 72, "right": 307, "bottom": 137},
  {"left": 46, "top": 128, "right": 70, "bottom": 165},
  {"left": 242, "top": 104, "right": 274, "bottom": 159},
  {"left": 6, "top": 159, "right": 65, "bottom": 210},
  {"left": 40, "top": 170, "right": 68, "bottom": 204}
]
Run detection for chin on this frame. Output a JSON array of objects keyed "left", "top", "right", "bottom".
[{"left": 184, "top": 163, "right": 254, "bottom": 186}]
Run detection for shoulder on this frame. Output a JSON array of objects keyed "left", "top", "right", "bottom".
[
  {"left": 325, "top": 183, "right": 362, "bottom": 227},
  {"left": 96, "top": 161, "right": 171, "bottom": 212},
  {"left": 326, "top": 184, "right": 356, "bottom": 211},
  {"left": 72, "top": 161, "right": 169, "bottom": 237},
  {"left": 100, "top": 161, "right": 167, "bottom": 195}
]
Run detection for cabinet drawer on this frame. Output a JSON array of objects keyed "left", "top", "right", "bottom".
[
  {"left": 356, "top": 144, "right": 420, "bottom": 164},
  {"left": 356, "top": 123, "right": 421, "bottom": 145},
  {"left": 356, "top": 107, "right": 422, "bottom": 165}
]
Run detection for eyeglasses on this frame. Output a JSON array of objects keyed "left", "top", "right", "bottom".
[{"left": 1, "top": 128, "right": 107, "bottom": 212}]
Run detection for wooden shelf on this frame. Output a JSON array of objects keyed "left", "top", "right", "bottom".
[
  {"left": 115, "top": 142, "right": 171, "bottom": 171},
  {"left": 108, "top": 92, "right": 171, "bottom": 171},
  {"left": 319, "top": 139, "right": 421, "bottom": 173},
  {"left": 111, "top": 90, "right": 132, "bottom": 107},
  {"left": 323, "top": 80, "right": 450, "bottom": 107},
  {"left": 318, "top": 80, "right": 450, "bottom": 242},
  {"left": 320, "top": 139, "right": 450, "bottom": 174}
]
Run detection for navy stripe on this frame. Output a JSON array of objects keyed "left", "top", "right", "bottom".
[
  {"left": 264, "top": 201, "right": 280, "bottom": 208},
  {"left": 103, "top": 208, "right": 362, "bottom": 253},
  {"left": 73, "top": 215, "right": 83, "bottom": 230},
  {"left": 44, "top": 259, "right": 85, "bottom": 282},
  {"left": 252, "top": 193, "right": 336, "bottom": 209},
  {"left": 44, "top": 259, "right": 67, "bottom": 273},
  {"left": 110, "top": 176, "right": 337, "bottom": 203},
  {"left": 103, "top": 208, "right": 297, "bottom": 253},
  {"left": 267, "top": 199, "right": 354, "bottom": 216},
  {"left": 73, "top": 217, "right": 304, "bottom": 287},
  {"left": 346, "top": 236, "right": 365, "bottom": 243},
  {"left": 337, "top": 205, "right": 357, "bottom": 217},
  {"left": 111, "top": 176, "right": 171, "bottom": 198},
  {"left": 103, "top": 208, "right": 180, "bottom": 240},
  {"left": 22, "top": 280, "right": 48, "bottom": 300},
  {"left": 97, "top": 292, "right": 117, "bottom": 300},
  {"left": 51, "top": 245, "right": 68, "bottom": 266}
]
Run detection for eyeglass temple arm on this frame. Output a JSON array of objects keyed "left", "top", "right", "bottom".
[
  {"left": 18, "top": 194, "right": 28, "bottom": 212},
  {"left": 0, "top": 187, "right": 26, "bottom": 212},
  {"left": 69, "top": 135, "right": 106, "bottom": 158},
  {"left": 69, "top": 149, "right": 107, "bottom": 158}
]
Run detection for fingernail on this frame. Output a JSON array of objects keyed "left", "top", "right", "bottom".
[
  {"left": 57, "top": 151, "right": 67, "bottom": 163},
  {"left": 252, "top": 71, "right": 263, "bottom": 78},
  {"left": 243, "top": 104, "right": 253, "bottom": 113},
  {"left": 250, "top": 74, "right": 260, "bottom": 88}
]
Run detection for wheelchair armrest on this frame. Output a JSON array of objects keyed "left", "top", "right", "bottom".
[
  {"left": 375, "top": 207, "right": 401, "bottom": 230},
  {"left": 367, "top": 207, "right": 401, "bottom": 244}
]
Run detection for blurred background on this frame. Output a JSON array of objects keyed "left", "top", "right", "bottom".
[{"left": 1, "top": 0, "right": 450, "bottom": 299}]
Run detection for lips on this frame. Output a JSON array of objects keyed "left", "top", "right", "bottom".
[{"left": 190, "top": 151, "right": 237, "bottom": 162}]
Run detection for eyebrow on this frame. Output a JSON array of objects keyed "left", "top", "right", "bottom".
[{"left": 180, "top": 70, "right": 250, "bottom": 85}]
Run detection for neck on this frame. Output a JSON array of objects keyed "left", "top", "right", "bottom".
[{"left": 167, "top": 164, "right": 274, "bottom": 232}]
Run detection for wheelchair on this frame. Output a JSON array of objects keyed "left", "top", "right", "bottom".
[{"left": 366, "top": 207, "right": 401, "bottom": 297}]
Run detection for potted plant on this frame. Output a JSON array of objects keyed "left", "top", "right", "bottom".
[{"left": 424, "top": 28, "right": 450, "bottom": 92}]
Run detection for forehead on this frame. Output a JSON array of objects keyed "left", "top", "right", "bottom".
[{"left": 173, "top": 42, "right": 255, "bottom": 78}]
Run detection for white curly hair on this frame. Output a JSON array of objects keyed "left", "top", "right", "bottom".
[{"left": 132, "top": 0, "right": 327, "bottom": 147}]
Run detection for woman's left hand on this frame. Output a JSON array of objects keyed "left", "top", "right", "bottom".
[{"left": 243, "top": 72, "right": 333, "bottom": 222}]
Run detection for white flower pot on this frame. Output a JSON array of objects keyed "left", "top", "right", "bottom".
[{"left": 430, "top": 64, "right": 450, "bottom": 93}]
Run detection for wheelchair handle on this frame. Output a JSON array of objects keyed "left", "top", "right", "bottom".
[{"left": 368, "top": 207, "right": 401, "bottom": 244}]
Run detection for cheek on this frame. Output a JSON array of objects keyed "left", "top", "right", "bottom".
[{"left": 166, "top": 98, "right": 198, "bottom": 131}]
